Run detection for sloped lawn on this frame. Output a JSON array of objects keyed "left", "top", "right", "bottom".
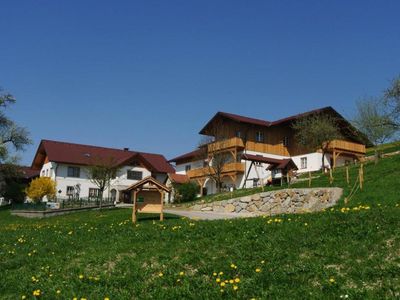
[{"left": 0, "top": 156, "right": 399, "bottom": 299}]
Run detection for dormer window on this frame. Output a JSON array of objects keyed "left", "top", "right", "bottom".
[{"left": 255, "top": 131, "right": 264, "bottom": 142}]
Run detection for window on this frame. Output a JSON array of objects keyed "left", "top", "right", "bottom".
[
  {"left": 41, "top": 170, "right": 45, "bottom": 177},
  {"left": 283, "top": 136, "right": 289, "bottom": 147},
  {"left": 255, "top": 131, "right": 264, "bottom": 142},
  {"left": 300, "top": 157, "right": 307, "bottom": 169},
  {"left": 89, "top": 188, "right": 101, "bottom": 198},
  {"left": 66, "top": 186, "right": 74, "bottom": 196},
  {"left": 67, "top": 166, "right": 80, "bottom": 178},
  {"left": 185, "top": 165, "right": 191, "bottom": 172},
  {"left": 236, "top": 131, "right": 242, "bottom": 138},
  {"left": 127, "top": 170, "right": 143, "bottom": 180}
]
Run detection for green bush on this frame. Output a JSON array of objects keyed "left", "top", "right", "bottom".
[{"left": 174, "top": 181, "right": 199, "bottom": 203}]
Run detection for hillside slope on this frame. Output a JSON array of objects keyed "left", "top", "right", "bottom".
[{"left": 0, "top": 156, "right": 399, "bottom": 299}]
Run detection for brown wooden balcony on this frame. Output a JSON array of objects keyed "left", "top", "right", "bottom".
[
  {"left": 186, "top": 162, "right": 245, "bottom": 179},
  {"left": 327, "top": 139, "right": 366, "bottom": 155},
  {"left": 207, "top": 137, "right": 245, "bottom": 153}
]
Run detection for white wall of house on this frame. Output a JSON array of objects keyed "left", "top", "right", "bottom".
[
  {"left": 175, "top": 159, "right": 204, "bottom": 174},
  {"left": 39, "top": 162, "right": 156, "bottom": 201}
]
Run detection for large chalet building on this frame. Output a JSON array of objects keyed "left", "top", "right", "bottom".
[
  {"left": 31, "top": 140, "right": 174, "bottom": 202},
  {"left": 169, "top": 107, "right": 367, "bottom": 195}
]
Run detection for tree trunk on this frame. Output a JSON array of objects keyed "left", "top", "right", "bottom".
[
  {"left": 321, "top": 151, "right": 326, "bottom": 174},
  {"left": 374, "top": 149, "right": 379, "bottom": 164}
]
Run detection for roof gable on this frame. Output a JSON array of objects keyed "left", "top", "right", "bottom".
[{"left": 31, "top": 140, "right": 174, "bottom": 174}]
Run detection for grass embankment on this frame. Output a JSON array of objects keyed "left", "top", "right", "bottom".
[
  {"left": 0, "top": 155, "right": 399, "bottom": 299},
  {"left": 185, "top": 150, "right": 400, "bottom": 206},
  {"left": 366, "top": 140, "right": 400, "bottom": 156}
]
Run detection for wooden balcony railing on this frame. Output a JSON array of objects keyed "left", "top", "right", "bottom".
[
  {"left": 327, "top": 139, "right": 366, "bottom": 154},
  {"left": 207, "top": 137, "right": 244, "bottom": 153},
  {"left": 186, "top": 162, "right": 245, "bottom": 179}
]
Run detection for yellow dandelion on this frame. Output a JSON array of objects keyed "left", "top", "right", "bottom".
[
  {"left": 261, "top": 260, "right": 265, "bottom": 264},
  {"left": 78, "top": 274, "right": 84, "bottom": 279},
  {"left": 230, "top": 263, "right": 235, "bottom": 268},
  {"left": 213, "top": 272, "right": 217, "bottom": 276},
  {"left": 255, "top": 268, "right": 261, "bottom": 273},
  {"left": 158, "top": 272, "right": 163, "bottom": 277},
  {"left": 229, "top": 279, "right": 234, "bottom": 284},
  {"left": 179, "top": 271, "right": 184, "bottom": 276},
  {"left": 234, "top": 278, "right": 240, "bottom": 283},
  {"left": 233, "top": 285, "right": 239, "bottom": 291},
  {"left": 56, "top": 290, "right": 61, "bottom": 294},
  {"left": 21, "top": 296, "right": 26, "bottom": 300},
  {"left": 329, "top": 277, "right": 335, "bottom": 283},
  {"left": 216, "top": 278, "right": 221, "bottom": 283},
  {"left": 220, "top": 282, "right": 226, "bottom": 287},
  {"left": 104, "top": 298, "right": 110, "bottom": 300}
]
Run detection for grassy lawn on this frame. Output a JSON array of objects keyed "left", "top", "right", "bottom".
[
  {"left": 0, "top": 155, "right": 399, "bottom": 299},
  {"left": 366, "top": 140, "right": 400, "bottom": 156}
]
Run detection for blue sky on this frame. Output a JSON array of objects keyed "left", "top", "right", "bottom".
[{"left": 1, "top": 0, "right": 399, "bottom": 165}]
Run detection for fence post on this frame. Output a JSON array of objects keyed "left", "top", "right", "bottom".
[
  {"left": 329, "top": 168, "right": 333, "bottom": 184},
  {"left": 308, "top": 171, "right": 311, "bottom": 187},
  {"left": 346, "top": 166, "right": 349, "bottom": 185}
]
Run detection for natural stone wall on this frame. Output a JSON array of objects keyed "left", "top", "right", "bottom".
[{"left": 191, "top": 188, "right": 342, "bottom": 215}]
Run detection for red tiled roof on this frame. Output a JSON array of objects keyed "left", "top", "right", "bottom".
[
  {"left": 269, "top": 106, "right": 334, "bottom": 126},
  {"left": 242, "top": 154, "right": 298, "bottom": 170},
  {"left": 20, "top": 166, "right": 40, "bottom": 179},
  {"left": 199, "top": 111, "right": 270, "bottom": 134},
  {"left": 241, "top": 153, "right": 283, "bottom": 165},
  {"left": 169, "top": 148, "right": 204, "bottom": 163},
  {"left": 168, "top": 173, "right": 189, "bottom": 184},
  {"left": 31, "top": 140, "right": 174, "bottom": 174}
]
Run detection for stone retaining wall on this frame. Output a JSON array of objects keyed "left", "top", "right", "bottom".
[{"left": 191, "top": 188, "right": 342, "bottom": 215}]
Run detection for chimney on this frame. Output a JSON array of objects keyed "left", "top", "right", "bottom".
[{"left": 123, "top": 147, "right": 129, "bottom": 151}]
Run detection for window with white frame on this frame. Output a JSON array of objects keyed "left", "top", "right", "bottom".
[
  {"left": 185, "top": 165, "right": 191, "bottom": 172},
  {"left": 66, "top": 186, "right": 74, "bottom": 196},
  {"left": 67, "top": 166, "right": 80, "bottom": 178},
  {"left": 255, "top": 131, "right": 264, "bottom": 142},
  {"left": 127, "top": 170, "right": 143, "bottom": 180},
  {"left": 89, "top": 188, "right": 101, "bottom": 198},
  {"left": 300, "top": 157, "right": 307, "bottom": 169}
]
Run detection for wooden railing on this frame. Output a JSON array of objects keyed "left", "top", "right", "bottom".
[
  {"left": 328, "top": 139, "right": 366, "bottom": 154},
  {"left": 187, "top": 162, "right": 245, "bottom": 179},
  {"left": 207, "top": 137, "right": 244, "bottom": 153}
]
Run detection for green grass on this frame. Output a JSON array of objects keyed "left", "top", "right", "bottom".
[
  {"left": 1, "top": 155, "right": 400, "bottom": 299},
  {"left": 366, "top": 140, "right": 400, "bottom": 156}
]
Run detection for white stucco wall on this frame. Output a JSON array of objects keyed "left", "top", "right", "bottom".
[
  {"left": 40, "top": 163, "right": 155, "bottom": 201},
  {"left": 175, "top": 160, "right": 204, "bottom": 174}
]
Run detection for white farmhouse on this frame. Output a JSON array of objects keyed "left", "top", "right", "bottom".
[{"left": 31, "top": 140, "right": 175, "bottom": 202}]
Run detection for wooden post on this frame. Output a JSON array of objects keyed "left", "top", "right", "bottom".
[
  {"left": 286, "top": 172, "right": 290, "bottom": 187},
  {"left": 308, "top": 171, "right": 311, "bottom": 187},
  {"left": 333, "top": 150, "right": 336, "bottom": 169},
  {"left": 160, "top": 191, "right": 164, "bottom": 221},
  {"left": 329, "top": 168, "right": 333, "bottom": 184},
  {"left": 132, "top": 190, "right": 137, "bottom": 224},
  {"left": 346, "top": 166, "right": 349, "bottom": 185},
  {"left": 359, "top": 163, "right": 364, "bottom": 190}
]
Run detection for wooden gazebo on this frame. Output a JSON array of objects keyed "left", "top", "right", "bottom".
[{"left": 125, "top": 176, "right": 170, "bottom": 223}]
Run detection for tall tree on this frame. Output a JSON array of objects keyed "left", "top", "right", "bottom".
[
  {"left": 0, "top": 87, "right": 31, "bottom": 200},
  {"left": 292, "top": 114, "right": 342, "bottom": 172},
  {"left": 384, "top": 75, "right": 400, "bottom": 129},
  {"left": 353, "top": 98, "right": 397, "bottom": 162},
  {"left": 86, "top": 157, "right": 120, "bottom": 208},
  {"left": 198, "top": 119, "right": 233, "bottom": 193}
]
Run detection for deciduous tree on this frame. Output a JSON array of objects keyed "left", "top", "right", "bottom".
[
  {"left": 86, "top": 157, "right": 120, "bottom": 208},
  {"left": 292, "top": 114, "right": 342, "bottom": 172},
  {"left": 353, "top": 97, "right": 396, "bottom": 162}
]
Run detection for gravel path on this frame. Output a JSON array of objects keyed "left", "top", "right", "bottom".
[
  {"left": 163, "top": 209, "right": 254, "bottom": 220},
  {"left": 116, "top": 204, "right": 254, "bottom": 220}
]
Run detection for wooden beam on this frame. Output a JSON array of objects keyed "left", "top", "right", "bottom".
[
  {"left": 242, "top": 161, "right": 254, "bottom": 188},
  {"left": 132, "top": 190, "right": 138, "bottom": 224},
  {"left": 159, "top": 190, "right": 164, "bottom": 221}
]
